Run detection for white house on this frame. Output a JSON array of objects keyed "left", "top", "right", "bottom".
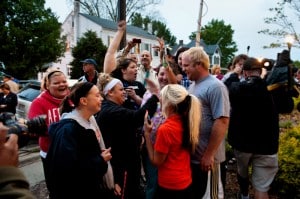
[
  {"left": 171, "top": 40, "right": 222, "bottom": 67},
  {"left": 48, "top": 0, "right": 160, "bottom": 78}
]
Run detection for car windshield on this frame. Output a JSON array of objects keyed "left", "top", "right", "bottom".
[{"left": 17, "top": 86, "right": 40, "bottom": 101}]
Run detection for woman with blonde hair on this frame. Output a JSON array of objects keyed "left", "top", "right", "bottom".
[
  {"left": 143, "top": 84, "right": 201, "bottom": 199},
  {"left": 211, "top": 64, "right": 224, "bottom": 80}
]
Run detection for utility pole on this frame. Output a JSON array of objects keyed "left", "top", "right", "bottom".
[
  {"left": 118, "top": 0, "right": 127, "bottom": 50},
  {"left": 196, "top": 0, "right": 204, "bottom": 47}
]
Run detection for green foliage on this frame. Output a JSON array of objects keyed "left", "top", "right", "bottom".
[
  {"left": 272, "top": 125, "right": 300, "bottom": 198},
  {"left": 191, "top": 19, "right": 238, "bottom": 68},
  {"left": 0, "top": 0, "right": 65, "bottom": 79},
  {"left": 225, "top": 138, "right": 234, "bottom": 160},
  {"left": 130, "top": 13, "right": 177, "bottom": 46},
  {"left": 279, "top": 120, "right": 293, "bottom": 128},
  {"left": 294, "top": 96, "right": 300, "bottom": 107},
  {"left": 294, "top": 95, "right": 300, "bottom": 112},
  {"left": 293, "top": 60, "right": 300, "bottom": 68},
  {"left": 130, "top": 13, "right": 144, "bottom": 28},
  {"left": 70, "top": 31, "right": 107, "bottom": 79},
  {"left": 152, "top": 20, "right": 176, "bottom": 46}
]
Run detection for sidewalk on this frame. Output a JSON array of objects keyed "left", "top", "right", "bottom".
[{"left": 19, "top": 141, "right": 40, "bottom": 167}]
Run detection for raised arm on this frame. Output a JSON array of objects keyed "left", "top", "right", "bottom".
[{"left": 103, "top": 20, "right": 126, "bottom": 74}]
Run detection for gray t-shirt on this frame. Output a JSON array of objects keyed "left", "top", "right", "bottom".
[{"left": 188, "top": 75, "right": 230, "bottom": 164}]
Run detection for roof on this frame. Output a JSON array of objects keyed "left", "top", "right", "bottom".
[
  {"left": 170, "top": 39, "right": 221, "bottom": 56},
  {"left": 80, "top": 13, "right": 157, "bottom": 40}
]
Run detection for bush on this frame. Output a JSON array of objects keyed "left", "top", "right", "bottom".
[
  {"left": 272, "top": 125, "right": 300, "bottom": 198},
  {"left": 293, "top": 96, "right": 300, "bottom": 112}
]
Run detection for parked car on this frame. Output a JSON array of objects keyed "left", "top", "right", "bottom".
[
  {"left": 16, "top": 79, "right": 78, "bottom": 120},
  {"left": 16, "top": 81, "right": 41, "bottom": 120}
]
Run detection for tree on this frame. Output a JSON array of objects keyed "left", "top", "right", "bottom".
[
  {"left": 189, "top": 19, "right": 238, "bottom": 67},
  {"left": 70, "top": 0, "right": 161, "bottom": 22},
  {"left": 0, "top": 0, "right": 65, "bottom": 79},
  {"left": 258, "top": 0, "right": 300, "bottom": 49},
  {"left": 70, "top": 30, "right": 107, "bottom": 78},
  {"left": 130, "top": 13, "right": 177, "bottom": 46},
  {"left": 152, "top": 20, "right": 177, "bottom": 46}
]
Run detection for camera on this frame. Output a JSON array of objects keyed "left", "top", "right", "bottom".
[
  {"left": 1, "top": 112, "right": 47, "bottom": 148},
  {"left": 261, "top": 58, "right": 275, "bottom": 71},
  {"left": 132, "top": 38, "right": 141, "bottom": 44}
]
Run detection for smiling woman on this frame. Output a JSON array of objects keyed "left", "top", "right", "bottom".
[
  {"left": 27, "top": 70, "right": 70, "bottom": 196},
  {"left": 16, "top": 78, "right": 78, "bottom": 120}
]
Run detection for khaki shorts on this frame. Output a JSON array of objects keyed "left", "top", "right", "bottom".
[{"left": 234, "top": 149, "right": 279, "bottom": 192}]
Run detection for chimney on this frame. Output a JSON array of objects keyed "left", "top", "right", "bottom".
[
  {"left": 179, "top": 40, "right": 184, "bottom": 45},
  {"left": 147, "top": 23, "right": 153, "bottom": 34},
  {"left": 74, "top": 0, "right": 80, "bottom": 15},
  {"left": 73, "top": 0, "right": 80, "bottom": 47}
]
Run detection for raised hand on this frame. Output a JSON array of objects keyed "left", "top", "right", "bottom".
[{"left": 0, "top": 123, "right": 19, "bottom": 167}]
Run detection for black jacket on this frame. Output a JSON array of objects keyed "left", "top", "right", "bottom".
[
  {"left": 96, "top": 95, "right": 158, "bottom": 192},
  {"left": 46, "top": 119, "right": 108, "bottom": 199},
  {"left": 0, "top": 92, "right": 18, "bottom": 114},
  {"left": 224, "top": 73, "right": 279, "bottom": 154}
]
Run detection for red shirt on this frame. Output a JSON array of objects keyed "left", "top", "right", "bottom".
[
  {"left": 28, "top": 90, "right": 63, "bottom": 153},
  {"left": 154, "top": 114, "right": 192, "bottom": 190}
]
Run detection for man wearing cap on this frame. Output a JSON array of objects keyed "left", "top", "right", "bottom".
[
  {"left": 224, "top": 57, "right": 279, "bottom": 199},
  {"left": 2, "top": 74, "right": 19, "bottom": 93},
  {"left": 79, "top": 58, "right": 99, "bottom": 85}
]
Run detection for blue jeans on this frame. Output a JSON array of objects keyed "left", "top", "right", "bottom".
[{"left": 145, "top": 153, "right": 158, "bottom": 199}]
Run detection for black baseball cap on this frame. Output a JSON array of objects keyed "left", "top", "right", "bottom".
[{"left": 80, "top": 58, "right": 98, "bottom": 66}]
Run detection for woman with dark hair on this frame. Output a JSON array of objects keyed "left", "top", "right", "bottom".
[
  {"left": 174, "top": 47, "right": 192, "bottom": 89},
  {"left": 0, "top": 83, "right": 18, "bottom": 114},
  {"left": 97, "top": 73, "right": 159, "bottom": 199},
  {"left": 46, "top": 82, "right": 112, "bottom": 199},
  {"left": 111, "top": 58, "right": 146, "bottom": 110}
]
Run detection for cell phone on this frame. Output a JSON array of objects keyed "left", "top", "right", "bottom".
[{"left": 132, "top": 38, "right": 141, "bottom": 44}]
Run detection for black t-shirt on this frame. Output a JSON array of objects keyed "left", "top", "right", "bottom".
[{"left": 122, "top": 80, "right": 146, "bottom": 110}]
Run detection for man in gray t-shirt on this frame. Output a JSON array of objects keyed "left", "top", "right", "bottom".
[
  {"left": 189, "top": 75, "right": 230, "bottom": 164},
  {"left": 182, "top": 47, "right": 230, "bottom": 199}
]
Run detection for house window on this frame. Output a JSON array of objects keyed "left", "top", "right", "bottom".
[
  {"left": 141, "top": 43, "right": 149, "bottom": 52},
  {"left": 213, "top": 55, "right": 220, "bottom": 65}
]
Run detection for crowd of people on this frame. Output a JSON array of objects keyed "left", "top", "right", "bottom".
[{"left": 1, "top": 20, "right": 299, "bottom": 199}]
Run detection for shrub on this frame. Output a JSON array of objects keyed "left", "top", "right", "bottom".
[
  {"left": 272, "top": 125, "right": 300, "bottom": 198},
  {"left": 293, "top": 96, "right": 300, "bottom": 112}
]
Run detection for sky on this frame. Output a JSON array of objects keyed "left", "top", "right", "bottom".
[{"left": 45, "top": 0, "right": 299, "bottom": 61}]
